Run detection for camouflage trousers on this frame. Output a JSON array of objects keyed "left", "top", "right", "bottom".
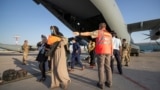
[
  {"left": 23, "top": 53, "right": 28, "bottom": 64},
  {"left": 122, "top": 51, "right": 129, "bottom": 66}
]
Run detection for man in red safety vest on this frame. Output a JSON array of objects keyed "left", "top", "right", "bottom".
[{"left": 73, "top": 23, "right": 113, "bottom": 89}]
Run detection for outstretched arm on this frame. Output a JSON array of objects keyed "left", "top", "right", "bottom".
[
  {"left": 73, "top": 32, "right": 91, "bottom": 36},
  {"left": 73, "top": 30, "right": 98, "bottom": 39}
]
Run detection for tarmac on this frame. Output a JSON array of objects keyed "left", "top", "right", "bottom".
[{"left": 0, "top": 51, "right": 160, "bottom": 90}]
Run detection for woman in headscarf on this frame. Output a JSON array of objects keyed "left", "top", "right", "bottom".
[{"left": 47, "top": 26, "right": 71, "bottom": 89}]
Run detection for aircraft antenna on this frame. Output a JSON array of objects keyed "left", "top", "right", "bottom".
[{"left": 13, "top": 35, "right": 20, "bottom": 45}]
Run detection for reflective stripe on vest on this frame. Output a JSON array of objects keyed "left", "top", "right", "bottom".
[
  {"left": 95, "top": 30, "right": 112, "bottom": 54},
  {"left": 96, "top": 30, "right": 111, "bottom": 45}
]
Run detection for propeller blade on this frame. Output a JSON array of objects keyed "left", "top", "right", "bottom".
[
  {"left": 142, "top": 33, "right": 150, "bottom": 36},
  {"left": 143, "top": 37, "right": 150, "bottom": 40}
]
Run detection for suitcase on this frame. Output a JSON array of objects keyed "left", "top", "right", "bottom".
[{"left": 16, "top": 69, "right": 27, "bottom": 78}]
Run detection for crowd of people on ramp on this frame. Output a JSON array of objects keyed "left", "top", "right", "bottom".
[{"left": 21, "top": 23, "right": 131, "bottom": 90}]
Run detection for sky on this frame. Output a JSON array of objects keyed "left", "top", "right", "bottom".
[{"left": 0, "top": 0, "right": 160, "bottom": 45}]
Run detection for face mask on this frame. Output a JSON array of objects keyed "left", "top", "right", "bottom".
[{"left": 50, "top": 30, "right": 54, "bottom": 34}]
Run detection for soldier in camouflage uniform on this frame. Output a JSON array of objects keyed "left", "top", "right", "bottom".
[
  {"left": 121, "top": 39, "right": 130, "bottom": 66},
  {"left": 22, "top": 40, "right": 29, "bottom": 65}
]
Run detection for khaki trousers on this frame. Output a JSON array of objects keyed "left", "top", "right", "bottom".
[
  {"left": 97, "top": 54, "right": 112, "bottom": 85},
  {"left": 23, "top": 53, "right": 28, "bottom": 64},
  {"left": 122, "top": 51, "right": 129, "bottom": 65}
]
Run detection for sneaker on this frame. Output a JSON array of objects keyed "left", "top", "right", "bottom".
[
  {"left": 90, "top": 66, "right": 94, "bottom": 69},
  {"left": 105, "top": 82, "right": 111, "bottom": 88},
  {"left": 0, "top": 80, "right": 3, "bottom": 84},
  {"left": 90, "top": 64, "right": 95, "bottom": 68},
  {"left": 81, "top": 66, "right": 85, "bottom": 70},
  {"left": 68, "top": 69, "right": 74, "bottom": 72},
  {"left": 22, "top": 63, "right": 26, "bottom": 65},
  {"left": 119, "top": 72, "right": 123, "bottom": 75},
  {"left": 97, "top": 83, "right": 104, "bottom": 89},
  {"left": 37, "top": 77, "right": 46, "bottom": 82},
  {"left": 119, "top": 71, "right": 123, "bottom": 75}
]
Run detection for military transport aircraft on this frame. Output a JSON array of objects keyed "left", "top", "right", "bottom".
[{"left": 33, "top": 0, "right": 160, "bottom": 56}]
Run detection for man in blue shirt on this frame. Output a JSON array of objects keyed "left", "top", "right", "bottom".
[{"left": 69, "top": 37, "right": 84, "bottom": 72}]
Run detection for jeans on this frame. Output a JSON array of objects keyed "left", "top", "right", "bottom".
[
  {"left": 111, "top": 49, "right": 123, "bottom": 74},
  {"left": 71, "top": 54, "right": 83, "bottom": 69}
]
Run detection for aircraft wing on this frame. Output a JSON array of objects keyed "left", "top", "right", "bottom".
[
  {"left": 0, "top": 43, "right": 37, "bottom": 52},
  {"left": 0, "top": 43, "right": 22, "bottom": 52},
  {"left": 127, "top": 18, "right": 160, "bottom": 33}
]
